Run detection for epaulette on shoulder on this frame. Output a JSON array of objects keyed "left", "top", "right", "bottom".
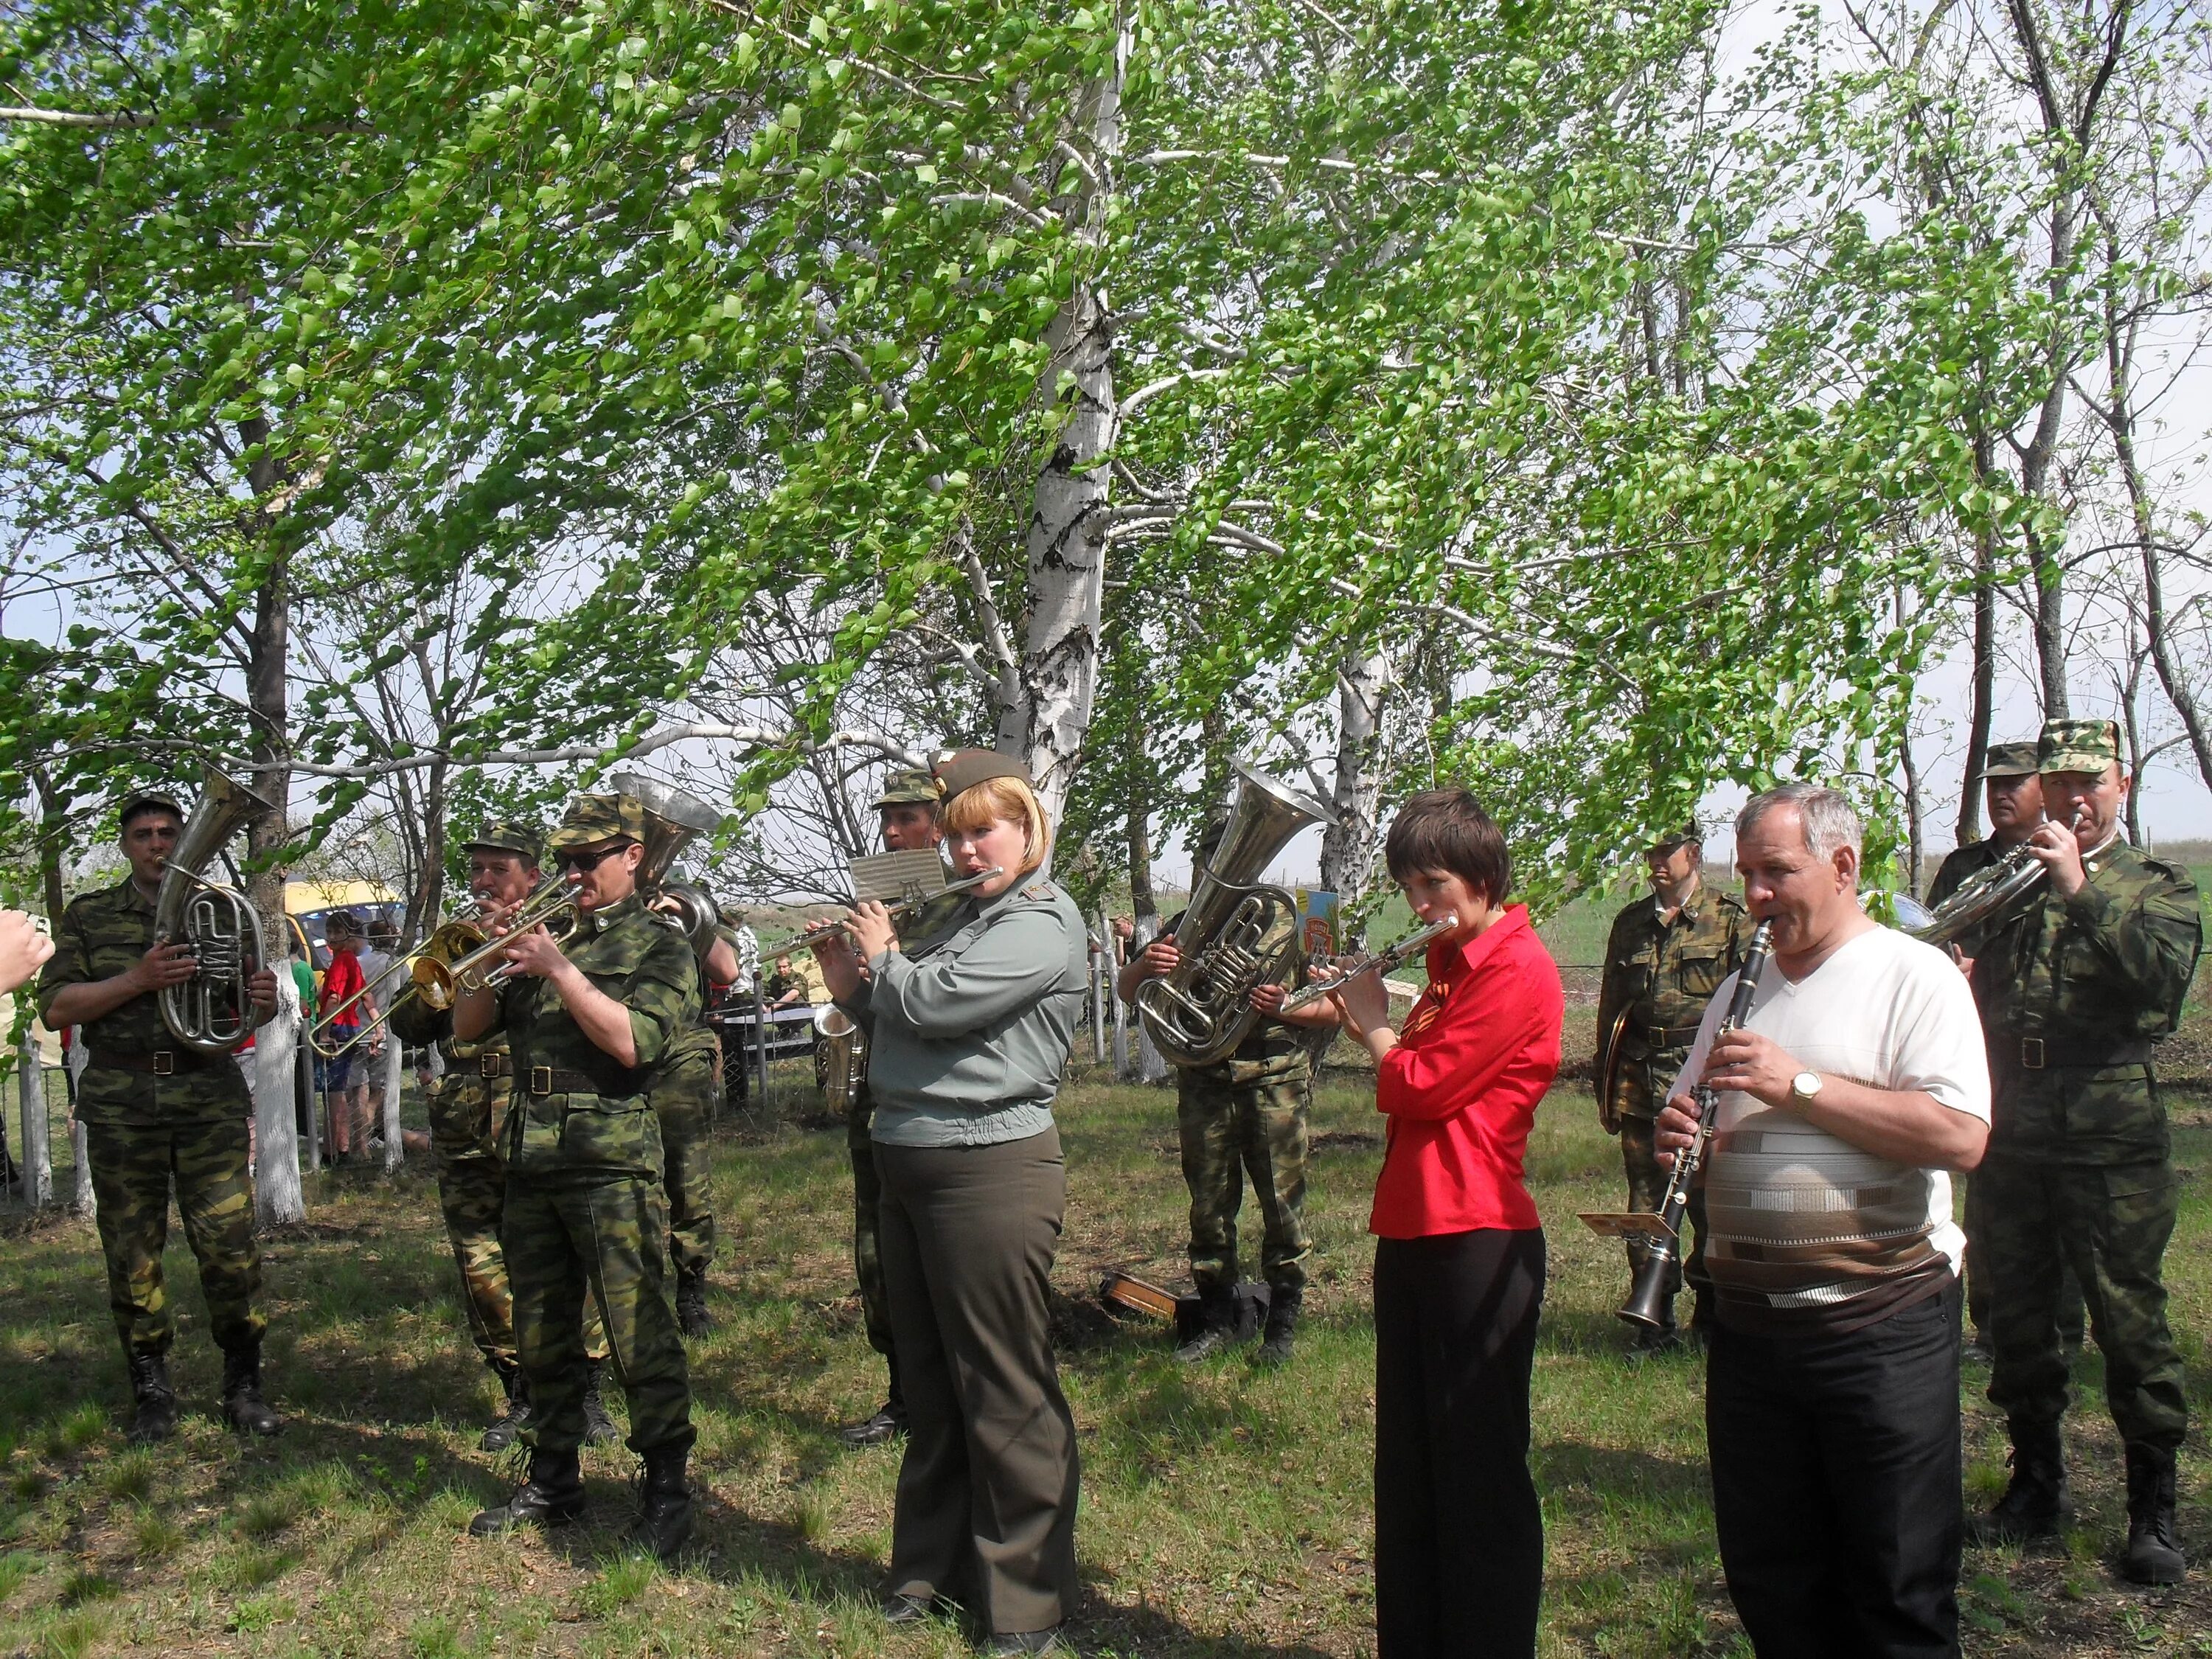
[
  {"left": 1717, "top": 888, "right": 1749, "bottom": 911},
  {"left": 1017, "top": 878, "right": 1061, "bottom": 903},
  {"left": 2137, "top": 849, "right": 2194, "bottom": 886}
]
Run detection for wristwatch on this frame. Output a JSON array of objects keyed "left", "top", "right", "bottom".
[{"left": 1790, "top": 1070, "right": 1824, "bottom": 1104}]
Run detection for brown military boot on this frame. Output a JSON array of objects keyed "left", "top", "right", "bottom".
[
  {"left": 2121, "top": 1443, "right": 2185, "bottom": 1585},
  {"left": 219, "top": 1340, "right": 285, "bottom": 1438},
  {"left": 125, "top": 1349, "right": 179, "bottom": 1444},
  {"left": 1971, "top": 1418, "right": 2069, "bottom": 1545}
]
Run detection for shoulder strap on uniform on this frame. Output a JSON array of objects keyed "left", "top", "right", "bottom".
[{"left": 1018, "top": 878, "right": 1061, "bottom": 902}]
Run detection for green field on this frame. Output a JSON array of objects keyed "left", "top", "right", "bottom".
[{"left": 4, "top": 1009, "right": 2212, "bottom": 1656}]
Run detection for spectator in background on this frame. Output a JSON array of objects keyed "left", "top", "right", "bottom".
[{"left": 316, "top": 911, "right": 377, "bottom": 1163}]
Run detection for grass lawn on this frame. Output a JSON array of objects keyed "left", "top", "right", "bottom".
[{"left": 4, "top": 1021, "right": 2212, "bottom": 1657}]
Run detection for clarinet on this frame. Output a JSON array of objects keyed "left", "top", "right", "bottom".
[{"left": 1618, "top": 919, "right": 1775, "bottom": 1329}]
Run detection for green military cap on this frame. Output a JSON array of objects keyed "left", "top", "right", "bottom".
[
  {"left": 874, "top": 768, "right": 945, "bottom": 809},
  {"left": 1978, "top": 740, "right": 2042, "bottom": 780},
  {"left": 2039, "top": 718, "right": 2123, "bottom": 776},
  {"left": 1646, "top": 818, "right": 1703, "bottom": 854},
  {"left": 546, "top": 792, "right": 646, "bottom": 850},
  {"left": 932, "top": 748, "right": 1032, "bottom": 800},
  {"left": 118, "top": 790, "right": 185, "bottom": 830},
  {"left": 462, "top": 818, "right": 544, "bottom": 862},
  {"left": 1193, "top": 813, "right": 1230, "bottom": 860}
]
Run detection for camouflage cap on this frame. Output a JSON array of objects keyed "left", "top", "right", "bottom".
[
  {"left": 874, "top": 768, "right": 945, "bottom": 810},
  {"left": 1646, "top": 819, "right": 1704, "bottom": 854},
  {"left": 1193, "top": 814, "right": 1230, "bottom": 861},
  {"left": 117, "top": 790, "right": 186, "bottom": 831},
  {"left": 932, "top": 748, "right": 1032, "bottom": 801},
  {"left": 546, "top": 792, "right": 647, "bottom": 851},
  {"left": 462, "top": 818, "right": 543, "bottom": 863},
  {"left": 2039, "top": 717, "right": 2124, "bottom": 776},
  {"left": 1978, "top": 740, "right": 2042, "bottom": 781}
]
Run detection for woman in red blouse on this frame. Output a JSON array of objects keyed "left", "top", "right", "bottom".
[{"left": 1331, "top": 790, "right": 1563, "bottom": 1659}]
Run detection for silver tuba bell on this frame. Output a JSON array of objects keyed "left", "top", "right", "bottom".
[
  {"left": 154, "top": 765, "right": 277, "bottom": 1055},
  {"left": 1136, "top": 763, "right": 1338, "bottom": 1068},
  {"left": 613, "top": 772, "right": 726, "bottom": 950},
  {"left": 1891, "top": 841, "right": 2046, "bottom": 948}
]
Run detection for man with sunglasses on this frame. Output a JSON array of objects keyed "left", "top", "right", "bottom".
[{"left": 457, "top": 793, "right": 703, "bottom": 1560}]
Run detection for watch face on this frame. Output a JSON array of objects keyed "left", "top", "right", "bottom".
[{"left": 1792, "top": 1070, "right": 1821, "bottom": 1099}]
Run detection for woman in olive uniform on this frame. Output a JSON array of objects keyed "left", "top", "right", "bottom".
[{"left": 813, "top": 751, "right": 1089, "bottom": 1656}]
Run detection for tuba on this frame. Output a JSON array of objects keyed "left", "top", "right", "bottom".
[
  {"left": 1135, "top": 763, "right": 1338, "bottom": 1068},
  {"left": 154, "top": 765, "right": 277, "bottom": 1055},
  {"left": 1891, "top": 841, "right": 2045, "bottom": 949},
  {"left": 613, "top": 773, "right": 726, "bottom": 949}
]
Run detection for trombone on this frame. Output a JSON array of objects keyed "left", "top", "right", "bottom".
[{"left": 759, "top": 866, "right": 1003, "bottom": 964}]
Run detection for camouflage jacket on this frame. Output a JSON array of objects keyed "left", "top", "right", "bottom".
[
  {"left": 1926, "top": 838, "right": 2006, "bottom": 911},
  {"left": 1593, "top": 882, "right": 1750, "bottom": 1120},
  {"left": 1161, "top": 903, "right": 1311, "bottom": 1086},
  {"left": 386, "top": 995, "right": 511, "bottom": 1158},
  {"left": 38, "top": 874, "right": 251, "bottom": 1127},
  {"left": 1975, "top": 838, "right": 2202, "bottom": 1054},
  {"left": 488, "top": 892, "right": 703, "bottom": 1180}
]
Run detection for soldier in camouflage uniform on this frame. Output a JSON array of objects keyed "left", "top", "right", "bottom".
[
  {"left": 1923, "top": 741, "right": 2082, "bottom": 1358},
  {"left": 645, "top": 914, "right": 734, "bottom": 1340},
  {"left": 1968, "top": 720, "right": 2202, "bottom": 1585},
  {"left": 836, "top": 768, "right": 966, "bottom": 1447},
  {"left": 461, "top": 794, "right": 703, "bottom": 1560},
  {"left": 1593, "top": 823, "right": 1749, "bottom": 1347},
  {"left": 389, "top": 821, "right": 615, "bottom": 1452},
  {"left": 1118, "top": 817, "right": 1340, "bottom": 1366},
  {"left": 38, "top": 791, "right": 284, "bottom": 1443}
]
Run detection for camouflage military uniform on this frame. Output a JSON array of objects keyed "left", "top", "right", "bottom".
[
  {"left": 654, "top": 1017, "right": 719, "bottom": 1279},
  {"left": 1593, "top": 881, "right": 1749, "bottom": 1325},
  {"left": 493, "top": 887, "right": 702, "bottom": 1458},
  {"left": 1168, "top": 905, "right": 1313, "bottom": 1300},
  {"left": 38, "top": 876, "right": 267, "bottom": 1363},
  {"left": 1973, "top": 833, "right": 2201, "bottom": 1454}
]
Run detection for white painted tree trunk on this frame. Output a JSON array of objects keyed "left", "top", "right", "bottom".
[
  {"left": 67, "top": 1038, "right": 92, "bottom": 1216},
  {"left": 1319, "top": 644, "right": 1390, "bottom": 917},
  {"left": 1130, "top": 913, "right": 1172, "bottom": 1085},
  {"left": 381, "top": 1037, "right": 404, "bottom": 1172},
  {"left": 254, "top": 969, "right": 306, "bottom": 1224},
  {"left": 18, "top": 1035, "right": 50, "bottom": 1208}
]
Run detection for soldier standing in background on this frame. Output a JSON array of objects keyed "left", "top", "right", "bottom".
[
  {"left": 836, "top": 768, "right": 964, "bottom": 1448},
  {"left": 462, "top": 793, "right": 703, "bottom": 1559},
  {"left": 1969, "top": 719, "right": 2202, "bottom": 1585},
  {"left": 38, "top": 792, "right": 283, "bottom": 1442},
  {"left": 1593, "top": 821, "right": 1750, "bottom": 1349},
  {"left": 388, "top": 820, "right": 616, "bottom": 1451},
  {"left": 1117, "top": 816, "right": 1340, "bottom": 1367},
  {"left": 1923, "top": 742, "right": 2081, "bottom": 1361},
  {"left": 648, "top": 911, "right": 740, "bottom": 1339}
]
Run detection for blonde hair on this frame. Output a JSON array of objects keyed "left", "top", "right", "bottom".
[{"left": 940, "top": 774, "right": 1051, "bottom": 874}]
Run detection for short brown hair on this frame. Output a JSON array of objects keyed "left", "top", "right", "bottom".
[
  {"left": 1385, "top": 789, "right": 1512, "bottom": 905},
  {"left": 940, "top": 774, "right": 1052, "bottom": 876}
]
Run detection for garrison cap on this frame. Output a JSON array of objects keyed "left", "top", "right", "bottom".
[
  {"left": 462, "top": 818, "right": 544, "bottom": 863},
  {"left": 1978, "top": 741, "right": 2042, "bottom": 781},
  {"left": 546, "top": 792, "right": 647, "bottom": 851},
  {"left": 118, "top": 790, "right": 186, "bottom": 831},
  {"left": 2039, "top": 718, "right": 2124, "bottom": 776},
  {"left": 932, "top": 748, "right": 1032, "bottom": 801},
  {"left": 874, "top": 768, "right": 945, "bottom": 810}
]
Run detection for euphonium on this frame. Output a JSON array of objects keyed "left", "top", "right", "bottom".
[
  {"left": 1891, "top": 841, "right": 2047, "bottom": 948},
  {"left": 612, "top": 772, "right": 726, "bottom": 949},
  {"left": 1135, "top": 763, "right": 1338, "bottom": 1068},
  {"left": 1618, "top": 920, "right": 1775, "bottom": 1329},
  {"left": 154, "top": 765, "right": 277, "bottom": 1055}
]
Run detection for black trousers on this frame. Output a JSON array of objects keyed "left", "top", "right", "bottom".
[
  {"left": 1373, "top": 1228, "right": 1546, "bottom": 1659},
  {"left": 1708, "top": 1281, "right": 1963, "bottom": 1659},
  {"left": 877, "top": 1127, "right": 1079, "bottom": 1636}
]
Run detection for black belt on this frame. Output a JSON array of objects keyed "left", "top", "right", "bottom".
[
  {"left": 479, "top": 1053, "right": 510, "bottom": 1080},
  {"left": 2007, "top": 1036, "right": 2153, "bottom": 1071},
  {"left": 1644, "top": 1023, "right": 1703, "bottom": 1050},
  {"left": 523, "top": 1066, "right": 610, "bottom": 1096},
  {"left": 89, "top": 1048, "right": 211, "bottom": 1076}
]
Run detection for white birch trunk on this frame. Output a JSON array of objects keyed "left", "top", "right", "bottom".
[
  {"left": 1319, "top": 644, "right": 1389, "bottom": 914},
  {"left": 67, "top": 1037, "right": 93, "bottom": 1216},
  {"left": 381, "top": 1037, "right": 404, "bottom": 1172},
  {"left": 1130, "top": 913, "right": 1172, "bottom": 1085},
  {"left": 254, "top": 969, "right": 306, "bottom": 1224},
  {"left": 18, "top": 1035, "right": 49, "bottom": 1208}
]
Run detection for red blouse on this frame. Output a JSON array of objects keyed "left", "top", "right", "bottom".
[{"left": 1368, "top": 905, "right": 1563, "bottom": 1239}]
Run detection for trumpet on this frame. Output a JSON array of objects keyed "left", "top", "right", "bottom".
[
  {"left": 1280, "top": 915, "right": 1458, "bottom": 1015},
  {"left": 305, "top": 903, "right": 496, "bottom": 1057},
  {"left": 414, "top": 882, "right": 585, "bottom": 1002},
  {"left": 760, "top": 866, "right": 1003, "bottom": 963}
]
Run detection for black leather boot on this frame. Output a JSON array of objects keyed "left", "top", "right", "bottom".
[
  {"left": 481, "top": 1360, "right": 530, "bottom": 1454},
  {"left": 125, "top": 1349, "right": 178, "bottom": 1445},
  {"left": 219, "top": 1340, "right": 285, "bottom": 1438},
  {"left": 469, "top": 1447, "right": 585, "bottom": 1536},
  {"left": 2122, "top": 1442, "right": 2186, "bottom": 1585},
  {"left": 675, "top": 1265, "right": 713, "bottom": 1339},
  {"left": 1175, "top": 1284, "right": 1242, "bottom": 1363},
  {"left": 581, "top": 1360, "right": 619, "bottom": 1447},
  {"left": 1970, "top": 1417, "right": 2070, "bottom": 1545},
  {"left": 1254, "top": 1286, "right": 1302, "bottom": 1367},
  {"left": 634, "top": 1445, "right": 694, "bottom": 1560},
  {"left": 838, "top": 1356, "right": 908, "bottom": 1448}
]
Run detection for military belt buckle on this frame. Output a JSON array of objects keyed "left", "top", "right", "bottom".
[
  {"left": 530, "top": 1065, "right": 553, "bottom": 1096},
  {"left": 479, "top": 1054, "right": 504, "bottom": 1081},
  {"left": 2020, "top": 1037, "right": 2045, "bottom": 1071},
  {"left": 153, "top": 1052, "right": 175, "bottom": 1077}
]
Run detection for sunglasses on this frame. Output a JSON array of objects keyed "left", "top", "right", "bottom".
[{"left": 554, "top": 844, "right": 628, "bottom": 873}]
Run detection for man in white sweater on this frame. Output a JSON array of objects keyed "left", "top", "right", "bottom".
[{"left": 1659, "top": 784, "right": 1990, "bottom": 1659}]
